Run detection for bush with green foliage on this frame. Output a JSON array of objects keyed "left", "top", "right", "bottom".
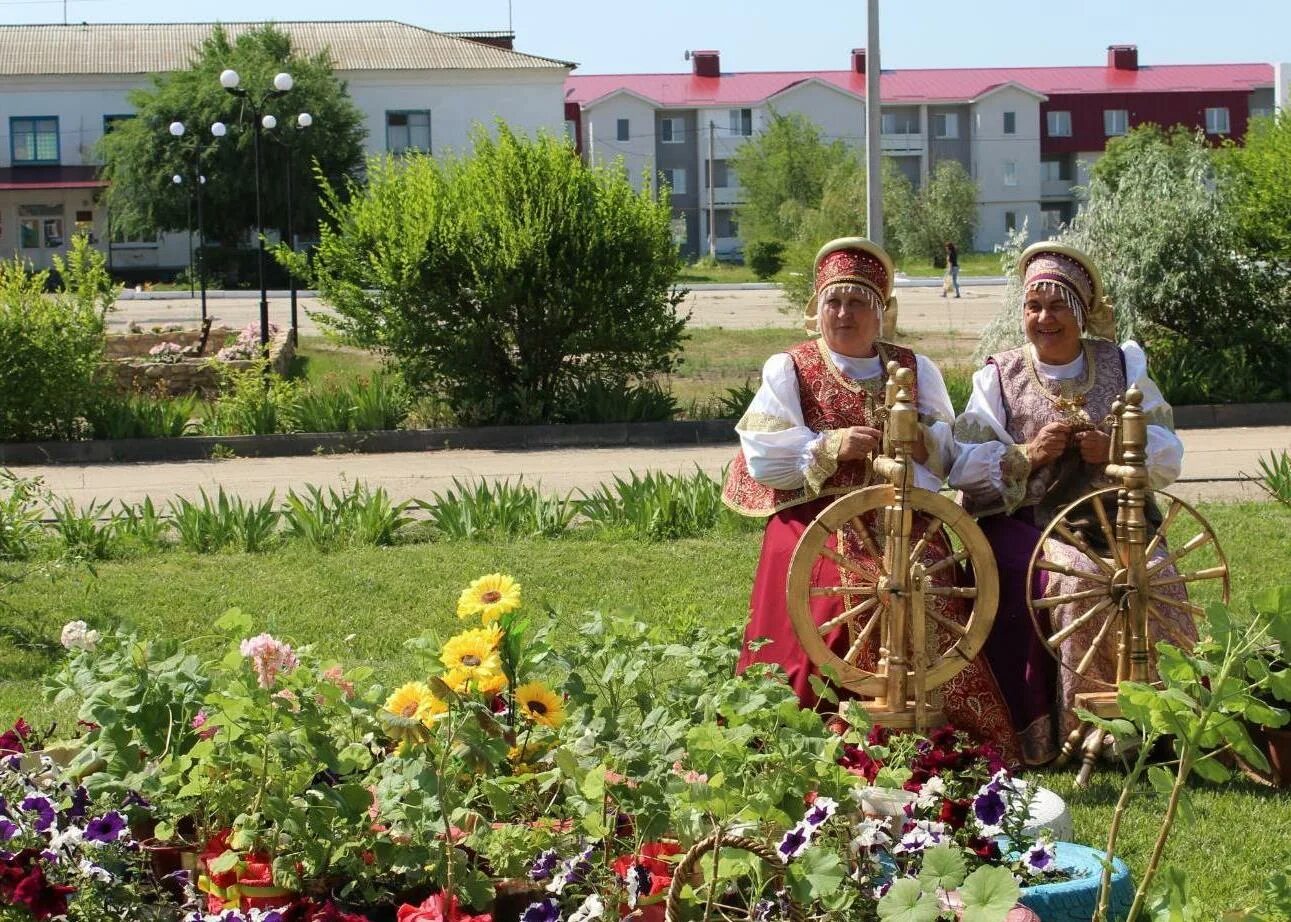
[
  {"left": 292, "top": 124, "right": 687, "bottom": 425},
  {"left": 1218, "top": 109, "right": 1291, "bottom": 261},
  {"left": 745, "top": 239, "right": 784, "bottom": 279},
  {"left": 0, "top": 237, "right": 114, "bottom": 442},
  {"left": 886, "top": 159, "right": 979, "bottom": 262}
]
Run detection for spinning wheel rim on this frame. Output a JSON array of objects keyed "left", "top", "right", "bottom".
[
  {"left": 1024, "top": 487, "right": 1230, "bottom": 690},
  {"left": 786, "top": 485, "right": 999, "bottom": 697}
]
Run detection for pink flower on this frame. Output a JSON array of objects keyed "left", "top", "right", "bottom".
[
  {"left": 238, "top": 633, "right": 299, "bottom": 688},
  {"left": 671, "top": 761, "right": 708, "bottom": 784},
  {"left": 191, "top": 710, "right": 217, "bottom": 740},
  {"left": 322, "top": 665, "right": 356, "bottom": 700}
]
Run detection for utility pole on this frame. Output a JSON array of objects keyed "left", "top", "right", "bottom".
[
  {"left": 865, "top": 0, "right": 883, "bottom": 245},
  {"left": 588, "top": 120, "right": 595, "bottom": 163},
  {"left": 707, "top": 120, "right": 716, "bottom": 259}
]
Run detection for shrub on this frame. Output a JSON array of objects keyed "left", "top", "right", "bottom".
[
  {"left": 282, "top": 482, "right": 412, "bottom": 550},
  {"left": 206, "top": 360, "right": 299, "bottom": 435},
  {"left": 116, "top": 497, "right": 169, "bottom": 550},
  {"left": 415, "top": 479, "right": 575, "bottom": 540},
  {"left": 0, "top": 240, "right": 111, "bottom": 442},
  {"left": 88, "top": 392, "right": 202, "bottom": 439},
  {"left": 47, "top": 497, "right": 121, "bottom": 560},
  {"left": 556, "top": 378, "right": 678, "bottom": 424},
  {"left": 168, "top": 488, "right": 244, "bottom": 552},
  {"left": 745, "top": 240, "right": 784, "bottom": 279},
  {"left": 0, "top": 471, "right": 48, "bottom": 560},
  {"left": 292, "top": 123, "right": 688, "bottom": 425},
  {"left": 577, "top": 468, "right": 726, "bottom": 540}
]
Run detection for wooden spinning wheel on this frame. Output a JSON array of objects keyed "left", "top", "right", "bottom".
[
  {"left": 785, "top": 365, "right": 999, "bottom": 731},
  {"left": 1025, "top": 388, "right": 1230, "bottom": 784}
]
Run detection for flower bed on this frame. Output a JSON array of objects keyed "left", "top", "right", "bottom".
[
  {"left": 107, "top": 323, "right": 294, "bottom": 396},
  {"left": 0, "top": 574, "right": 1125, "bottom": 922}
]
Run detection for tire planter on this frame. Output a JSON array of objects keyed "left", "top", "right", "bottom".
[{"left": 1018, "top": 842, "right": 1132, "bottom": 922}]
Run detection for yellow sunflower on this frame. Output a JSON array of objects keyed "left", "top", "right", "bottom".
[
  {"left": 444, "top": 666, "right": 508, "bottom": 697},
  {"left": 383, "top": 681, "right": 448, "bottom": 729},
  {"left": 515, "top": 681, "right": 565, "bottom": 729},
  {"left": 440, "top": 625, "right": 504, "bottom": 678},
  {"left": 457, "top": 573, "right": 522, "bottom": 623}
]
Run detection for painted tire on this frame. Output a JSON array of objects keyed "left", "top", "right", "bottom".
[{"left": 1019, "top": 842, "right": 1133, "bottom": 922}]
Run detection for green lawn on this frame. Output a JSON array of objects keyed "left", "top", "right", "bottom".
[
  {"left": 895, "top": 251, "right": 1005, "bottom": 278},
  {"left": 289, "top": 336, "right": 384, "bottom": 384},
  {"left": 2, "top": 501, "right": 1290, "bottom": 913}
]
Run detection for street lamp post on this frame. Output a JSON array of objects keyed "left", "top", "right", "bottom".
[
  {"left": 169, "top": 120, "right": 225, "bottom": 323},
  {"left": 220, "top": 68, "right": 293, "bottom": 358},
  {"left": 265, "top": 111, "right": 312, "bottom": 345}
]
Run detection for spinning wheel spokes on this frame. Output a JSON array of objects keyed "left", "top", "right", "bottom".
[
  {"left": 787, "top": 485, "right": 998, "bottom": 706},
  {"left": 1026, "top": 487, "right": 1230, "bottom": 693}
]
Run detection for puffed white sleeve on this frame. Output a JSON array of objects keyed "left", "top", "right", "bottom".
[
  {"left": 735, "top": 354, "right": 830, "bottom": 491},
  {"left": 948, "top": 364, "right": 1032, "bottom": 513},
  {"left": 913, "top": 354, "right": 956, "bottom": 487},
  {"left": 1121, "top": 340, "right": 1183, "bottom": 489}
]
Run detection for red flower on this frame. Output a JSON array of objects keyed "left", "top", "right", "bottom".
[
  {"left": 866, "top": 725, "right": 892, "bottom": 747},
  {"left": 397, "top": 891, "right": 492, "bottom": 922},
  {"left": 0, "top": 718, "right": 33, "bottom": 754},
  {"left": 612, "top": 843, "right": 679, "bottom": 922},
  {"left": 840, "top": 744, "right": 882, "bottom": 782},
  {"left": 0, "top": 850, "right": 37, "bottom": 901},
  {"left": 12, "top": 865, "right": 77, "bottom": 921},
  {"left": 967, "top": 836, "right": 1001, "bottom": 861},
  {"left": 937, "top": 798, "right": 972, "bottom": 831}
]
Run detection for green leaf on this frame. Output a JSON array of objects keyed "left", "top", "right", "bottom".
[
  {"left": 797, "top": 847, "right": 847, "bottom": 898},
  {"left": 959, "top": 865, "right": 1021, "bottom": 922},
  {"left": 207, "top": 850, "right": 240, "bottom": 874},
  {"left": 1148, "top": 764, "right": 1175, "bottom": 796},
  {"left": 1189, "top": 753, "right": 1230, "bottom": 783},
  {"left": 876, "top": 877, "right": 941, "bottom": 922},
  {"left": 918, "top": 844, "right": 968, "bottom": 892},
  {"left": 214, "top": 608, "right": 253, "bottom": 636}
]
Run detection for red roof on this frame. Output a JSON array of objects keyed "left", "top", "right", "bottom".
[
  {"left": 0, "top": 165, "right": 106, "bottom": 191},
  {"left": 566, "top": 62, "right": 1273, "bottom": 107}
]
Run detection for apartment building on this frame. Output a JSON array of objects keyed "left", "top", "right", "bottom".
[
  {"left": 0, "top": 21, "right": 572, "bottom": 270},
  {"left": 565, "top": 46, "right": 1275, "bottom": 255}
]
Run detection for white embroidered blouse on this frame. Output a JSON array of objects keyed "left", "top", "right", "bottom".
[{"left": 735, "top": 347, "right": 957, "bottom": 494}]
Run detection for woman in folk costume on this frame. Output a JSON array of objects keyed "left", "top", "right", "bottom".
[
  {"left": 949, "top": 242, "right": 1190, "bottom": 765},
  {"left": 722, "top": 237, "right": 1020, "bottom": 762}
]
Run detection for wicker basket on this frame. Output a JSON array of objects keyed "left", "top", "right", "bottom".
[{"left": 663, "top": 834, "right": 806, "bottom": 922}]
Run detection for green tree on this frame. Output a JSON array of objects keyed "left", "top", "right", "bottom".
[
  {"left": 98, "top": 24, "right": 365, "bottom": 247},
  {"left": 290, "top": 124, "right": 687, "bottom": 426},
  {"left": 1088, "top": 123, "right": 1201, "bottom": 194},
  {"left": 886, "top": 159, "right": 978, "bottom": 261},
  {"left": 731, "top": 111, "right": 858, "bottom": 246},
  {"left": 1218, "top": 110, "right": 1291, "bottom": 259}
]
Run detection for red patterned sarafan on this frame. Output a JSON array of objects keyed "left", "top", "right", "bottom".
[
  {"left": 815, "top": 248, "right": 891, "bottom": 304},
  {"left": 722, "top": 339, "right": 917, "bottom": 516}
]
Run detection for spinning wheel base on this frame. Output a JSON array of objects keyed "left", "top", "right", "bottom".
[{"left": 854, "top": 704, "right": 947, "bottom": 731}]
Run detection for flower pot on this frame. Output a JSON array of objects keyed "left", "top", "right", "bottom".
[
  {"left": 1265, "top": 727, "right": 1291, "bottom": 787},
  {"left": 940, "top": 892, "right": 1041, "bottom": 921},
  {"left": 492, "top": 877, "right": 546, "bottom": 922},
  {"left": 140, "top": 838, "right": 199, "bottom": 899},
  {"left": 1017, "top": 842, "right": 1133, "bottom": 922},
  {"left": 855, "top": 785, "right": 916, "bottom": 835}
]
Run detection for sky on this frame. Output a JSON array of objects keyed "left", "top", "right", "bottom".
[{"left": 4, "top": 0, "right": 1289, "bottom": 74}]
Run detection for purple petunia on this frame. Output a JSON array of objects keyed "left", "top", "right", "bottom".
[
  {"left": 1021, "top": 841, "right": 1056, "bottom": 875},
  {"left": 0, "top": 818, "right": 19, "bottom": 841},
  {"left": 776, "top": 823, "right": 812, "bottom": 860},
  {"left": 65, "top": 786, "right": 91, "bottom": 821},
  {"left": 972, "top": 787, "right": 1007, "bottom": 827},
  {"left": 84, "top": 812, "right": 127, "bottom": 844},
  {"left": 20, "top": 795, "right": 56, "bottom": 832},
  {"left": 520, "top": 897, "right": 562, "bottom": 922},
  {"left": 122, "top": 791, "right": 153, "bottom": 811},
  {"left": 803, "top": 796, "right": 839, "bottom": 828},
  {"left": 546, "top": 843, "right": 596, "bottom": 894},
  {"left": 528, "top": 849, "right": 560, "bottom": 881},
  {"left": 625, "top": 863, "right": 652, "bottom": 909}
]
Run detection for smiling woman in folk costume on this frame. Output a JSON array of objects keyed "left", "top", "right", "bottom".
[
  {"left": 949, "top": 242, "right": 1191, "bottom": 765},
  {"left": 722, "top": 237, "right": 1020, "bottom": 762}
]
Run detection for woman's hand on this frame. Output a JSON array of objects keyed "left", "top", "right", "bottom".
[
  {"left": 1025, "top": 422, "right": 1072, "bottom": 467},
  {"left": 837, "top": 426, "right": 883, "bottom": 461},
  {"left": 1074, "top": 429, "right": 1112, "bottom": 464}
]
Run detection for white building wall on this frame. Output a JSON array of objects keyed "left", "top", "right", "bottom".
[
  {"left": 582, "top": 94, "right": 657, "bottom": 192},
  {"left": 970, "top": 87, "right": 1042, "bottom": 250}
]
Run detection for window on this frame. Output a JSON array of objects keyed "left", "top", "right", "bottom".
[
  {"left": 1205, "top": 107, "right": 1230, "bottom": 134},
  {"left": 616, "top": 118, "right": 630, "bottom": 142},
  {"left": 1003, "top": 160, "right": 1018, "bottom": 187},
  {"left": 1251, "top": 107, "right": 1273, "bottom": 120},
  {"left": 386, "top": 111, "right": 431, "bottom": 154},
  {"left": 932, "top": 113, "right": 959, "bottom": 139},
  {"left": 880, "top": 110, "right": 920, "bottom": 135},
  {"left": 1103, "top": 109, "right": 1129, "bottom": 136},
  {"left": 660, "top": 167, "right": 686, "bottom": 194},
  {"left": 103, "top": 114, "right": 134, "bottom": 135},
  {"left": 660, "top": 117, "right": 685, "bottom": 143},
  {"left": 1005, "top": 211, "right": 1017, "bottom": 232},
  {"left": 11, "top": 117, "right": 59, "bottom": 164},
  {"left": 714, "top": 210, "right": 738, "bottom": 238},
  {"left": 728, "top": 108, "right": 752, "bottom": 137},
  {"left": 1041, "top": 156, "right": 1072, "bottom": 182},
  {"left": 1003, "top": 111, "right": 1016, "bottom": 135},
  {"left": 706, "top": 159, "right": 729, "bottom": 188},
  {"left": 1041, "top": 206, "right": 1064, "bottom": 233},
  {"left": 18, "top": 204, "right": 63, "bottom": 248},
  {"left": 1046, "top": 110, "right": 1072, "bottom": 137}
]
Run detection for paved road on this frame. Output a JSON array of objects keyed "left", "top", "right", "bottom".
[
  {"left": 12, "top": 426, "right": 1288, "bottom": 510},
  {"left": 105, "top": 286, "right": 1007, "bottom": 336}
]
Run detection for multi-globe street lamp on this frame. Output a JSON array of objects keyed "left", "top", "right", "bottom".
[
  {"left": 219, "top": 67, "right": 293, "bottom": 356},
  {"left": 168, "top": 119, "right": 224, "bottom": 322},
  {"left": 263, "top": 110, "right": 313, "bottom": 345}
]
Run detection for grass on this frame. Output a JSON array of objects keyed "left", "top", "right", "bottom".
[
  {"left": 289, "top": 336, "right": 384, "bottom": 385},
  {"left": 2, "top": 501, "right": 1290, "bottom": 913},
  {"left": 674, "top": 263, "right": 767, "bottom": 284},
  {"left": 895, "top": 251, "right": 1005, "bottom": 278}
]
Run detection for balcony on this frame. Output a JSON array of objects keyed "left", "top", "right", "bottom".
[
  {"left": 880, "top": 132, "right": 926, "bottom": 155},
  {"left": 710, "top": 186, "right": 745, "bottom": 206},
  {"left": 1041, "top": 179, "right": 1075, "bottom": 199}
]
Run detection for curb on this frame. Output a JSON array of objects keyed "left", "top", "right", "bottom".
[
  {"left": 2, "top": 402, "right": 1286, "bottom": 468},
  {"left": 116, "top": 289, "right": 322, "bottom": 301},
  {"left": 0, "top": 419, "right": 741, "bottom": 466}
]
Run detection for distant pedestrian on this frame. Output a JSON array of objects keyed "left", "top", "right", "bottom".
[{"left": 942, "top": 241, "right": 961, "bottom": 298}]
